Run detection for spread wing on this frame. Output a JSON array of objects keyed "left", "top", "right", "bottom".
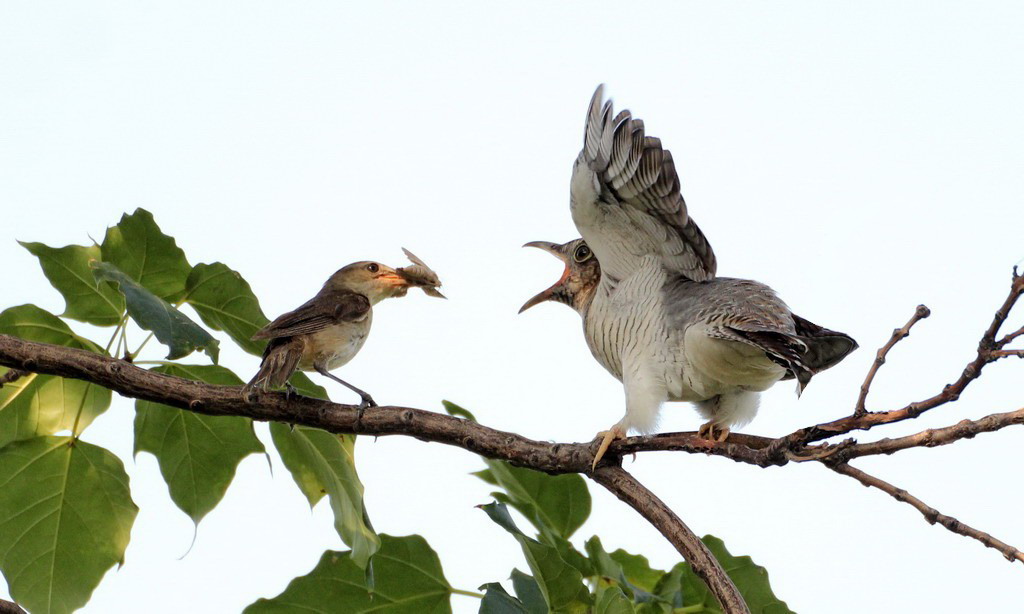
[
  {"left": 252, "top": 290, "right": 370, "bottom": 340},
  {"left": 570, "top": 85, "right": 716, "bottom": 283}
]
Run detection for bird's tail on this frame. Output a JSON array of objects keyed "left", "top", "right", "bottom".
[
  {"left": 730, "top": 316, "right": 857, "bottom": 396},
  {"left": 246, "top": 338, "right": 303, "bottom": 391}
]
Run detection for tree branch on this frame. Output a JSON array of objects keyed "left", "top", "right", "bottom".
[
  {"left": 0, "top": 334, "right": 748, "bottom": 608},
  {"left": 2, "top": 330, "right": 1023, "bottom": 572},
  {"left": 0, "top": 267, "right": 1022, "bottom": 592},
  {"left": 0, "top": 599, "right": 26, "bottom": 614},
  {"left": 835, "top": 407, "right": 1024, "bottom": 462},
  {"left": 592, "top": 466, "right": 749, "bottom": 614},
  {"left": 769, "top": 268, "right": 1024, "bottom": 452},
  {"left": 0, "top": 368, "right": 25, "bottom": 386},
  {"left": 830, "top": 463, "right": 1024, "bottom": 564},
  {"left": 853, "top": 304, "right": 930, "bottom": 417}
]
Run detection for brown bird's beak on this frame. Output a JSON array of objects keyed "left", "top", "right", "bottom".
[
  {"left": 519, "top": 241, "right": 569, "bottom": 314},
  {"left": 373, "top": 267, "right": 411, "bottom": 298},
  {"left": 377, "top": 271, "right": 407, "bottom": 287}
]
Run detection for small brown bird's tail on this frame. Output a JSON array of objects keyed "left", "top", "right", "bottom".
[{"left": 247, "top": 337, "right": 304, "bottom": 391}]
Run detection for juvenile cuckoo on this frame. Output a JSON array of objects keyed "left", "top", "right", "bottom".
[{"left": 522, "top": 88, "right": 857, "bottom": 467}]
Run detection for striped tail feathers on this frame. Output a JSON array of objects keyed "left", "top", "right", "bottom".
[
  {"left": 247, "top": 337, "right": 305, "bottom": 391},
  {"left": 729, "top": 316, "right": 857, "bottom": 396},
  {"left": 729, "top": 328, "right": 815, "bottom": 394},
  {"left": 791, "top": 314, "right": 859, "bottom": 373}
]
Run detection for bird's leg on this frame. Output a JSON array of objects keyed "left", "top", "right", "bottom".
[
  {"left": 284, "top": 381, "right": 298, "bottom": 400},
  {"left": 314, "top": 365, "right": 377, "bottom": 409},
  {"left": 697, "top": 421, "right": 731, "bottom": 443},
  {"left": 592, "top": 421, "right": 628, "bottom": 471}
]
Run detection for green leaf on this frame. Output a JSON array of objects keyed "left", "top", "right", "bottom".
[
  {"left": 479, "top": 583, "right": 530, "bottom": 614},
  {"left": 675, "top": 536, "right": 795, "bottom": 614},
  {"left": 92, "top": 260, "right": 219, "bottom": 362},
  {"left": 474, "top": 460, "right": 591, "bottom": 542},
  {"left": 244, "top": 535, "right": 452, "bottom": 614},
  {"left": 270, "top": 419, "right": 379, "bottom": 568},
  {"left": 100, "top": 208, "right": 192, "bottom": 303},
  {"left": 0, "top": 305, "right": 112, "bottom": 448},
  {"left": 19, "top": 241, "right": 124, "bottom": 326},
  {"left": 584, "top": 536, "right": 666, "bottom": 606},
  {"left": 479, "top": 502, "right": 591, "bottom": 613},
  {"left": 134, "top": 364, "right": 265, "bottom": 524},
  {"left": 264, "top": 373, "right": 329, "bottom": 503},
  {"left": 585, "top": 537, "right": 637, "bottom": 598},
  {"left": 608, "top": 548, "right": 664, "bottom": 593},
  {"left": 550, "top": 536, "right": 594, "bottom": 578},
  {"left": 510, "top": 570, "right": 547, "bottom": 614},
  {"left": 442, "top": 400, "right": 478, "bottom": 421},
  {"left": 184, "top": 262, "right": 271, "bottom": 355},
  {"left": 0, "top": 436, "right": 138, "bottom": 614},
  {"left": 595, "top": 586, "right": 636, "bottom": 614}
]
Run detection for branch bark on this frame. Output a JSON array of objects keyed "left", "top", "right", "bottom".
[
  {"left": 0, "top": 599, "right": 26, "bottom": 614},
  {"left": 592, "top": 466, "right": 750, "bottom": 614},
  {"left": 853, "top": 304, "right": 930, "bottom": 416},
  {"left": 831, "top": 463, "right": 1024, "bottom": 564}
]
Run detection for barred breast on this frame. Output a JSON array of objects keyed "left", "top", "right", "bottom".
[{"left": 582, "top": 258, "right": 672, "bottom": 384}]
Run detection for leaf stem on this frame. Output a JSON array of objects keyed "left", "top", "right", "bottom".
[
  {"left": 130, "top": 332, "right": 155, "bottom": 360},
  {"left": 119, "top": 324, "right": 129, "bottom": 358},
  {"left": 103, "top": 316, "right": 127, "bottom": 354},
  {"left": 70, "top": 378, "right": 92, "bottom": 436},
  {"left": 450, "top": 588, "right": 484, "bottom": 599},
  {"left": 676, "top": 606, "right": 705, "bottom": 613}
]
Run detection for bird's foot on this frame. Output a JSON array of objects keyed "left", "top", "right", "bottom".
[
  {"left": 697, "top": 421, "right": 730, "bottom": 443},
  {"left": 592, "top": 424, "right": 628, "bottom": 471},
  {"left": 284, "top": 382, "right": 298, "bottom": 400},
  {"left": 241, "top": 384, "right": 259, "bottom": 404},
  {"left": 358, "top": 394, "right": 377, "bottom": 410}
]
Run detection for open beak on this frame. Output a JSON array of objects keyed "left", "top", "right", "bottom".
[{"left": 519, "top": 241, "right": 569, "bottom": 314}]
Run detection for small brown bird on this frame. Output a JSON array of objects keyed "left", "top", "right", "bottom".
[{"left": 247, "top": 251, "right": 444, "bottom": 406}]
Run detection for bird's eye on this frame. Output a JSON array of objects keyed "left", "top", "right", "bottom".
[
  {"left": 366, "top": 263, "right": 379, "bottom": 273},
  {"left": 573, "top": 245, "right": 592, "bottom": 262}
]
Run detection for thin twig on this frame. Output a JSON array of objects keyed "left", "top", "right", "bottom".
[
  {"left": 0, "top": 368, "right": 25, "bottom": 387},
  {"left": 831, "top": 463, "right": 1024, "bottom": 564},
  {"left": 817, "top": 407, "right": 1024, "bottom": 462},
  {"left": 988, "top": 349, "right": 1024, "bottom": 360},
  {"left": 997, "top": 325, "right": 1024, "bottom": 349},
  {"left": 770, "top": 270, "right": 1024, "bottom": 452},
  {"left": 853, "top": 304, "right": 930, "bottom": 417},
  {"left": 592, "top": 466, "right": 749, "bottom": 614}
]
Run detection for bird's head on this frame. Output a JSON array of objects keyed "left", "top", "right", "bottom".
[
  {"left": 519, "top": 239, "right": 601, "bottom": 315},
  {"left": 326, "top": 261, "right": 410, "bottom": 304}
]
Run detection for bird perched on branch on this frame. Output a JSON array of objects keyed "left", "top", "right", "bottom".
[
  {"left": 521, "top": 87, "right": 857, "bottom": 468},
  {"left": 247, "top": 249, "right": 444, "bottom": 406}
]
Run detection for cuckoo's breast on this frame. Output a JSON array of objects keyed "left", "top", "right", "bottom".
[{"left": 583, "top": 263, "right": 671, "bottom": 382}]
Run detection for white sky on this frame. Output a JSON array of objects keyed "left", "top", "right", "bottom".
[{"left": 2, "top": 2, "right": 1023, "bottom": 612}]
